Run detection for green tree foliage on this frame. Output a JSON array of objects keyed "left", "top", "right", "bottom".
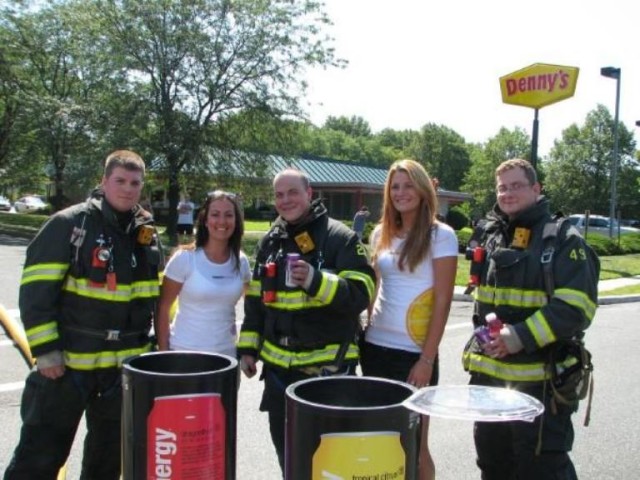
[
  {"left": 544, "top": 105, "right": 638, "bottom": 218},
  {"left": 92, "top": 0, "right": 341, "bottom": 240},
  {"left": 407, "top": 123, "right": 471, "bottom": 191},
  {"left": 323, "top": 115, "right": 371, "bottom": 138},
  {"left": 462, "top": 127, "right": 530, "bottom": 217}
]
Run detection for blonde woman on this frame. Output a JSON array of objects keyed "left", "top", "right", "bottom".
[{"left": 360, "top": 159, "right": 458, "bottom": 480}]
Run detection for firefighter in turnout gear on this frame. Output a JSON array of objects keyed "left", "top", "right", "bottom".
[
  {"left": 462, "top": 159, "right": 599, "bottom": 480},
  {"left": 237, "top": 168, "right": 375, "bottom": 475},
  {"left": 4, "top": 150, "right": 162, "bottom": 480}
]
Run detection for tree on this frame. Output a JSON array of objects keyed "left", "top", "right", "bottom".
[
  {"left": 93, "top": 0, "right": 341, "bottom": 241},
  {"left": 462, "top": 127, "right": 530, "bottom": 217},
  {"left": 544, "top": 104, "right": 638, "bottom": 218},
  {"left": 323, "top": 115, "right": 371, "bottom": 138},
  {"left": 407, "top": 123, "right": 471, "bottom": 191}
]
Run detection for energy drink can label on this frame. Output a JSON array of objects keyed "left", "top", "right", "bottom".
[
  {"left": 147, "top": 393, "right": 226, "bottom": 479},
  {"left": 312, "top": 431, "right": 405, "bottom": 480}
]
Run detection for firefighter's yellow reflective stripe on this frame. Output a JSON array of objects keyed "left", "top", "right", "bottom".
[
  {"left": 247, "top": 279, "right": 261, "bottom": 297},
  {"left": 25, "top": 322, "right": 59, "bottom": 348},
  {"left": 463, "top": 352, "right": 580, "bottom": 382},
  {"left": 463, "top": 352, "right": 548, "bottom": 381},
  {"left": 475, "top": 285, "right": 547, "bottom": 308},
  {"left": 526, "top": 311, "right": 556, "bottom": 347},
  {"left": 260, "top": 340, "right": 358, "bottom": 369},
  {"left": 340, "top": 270, "right": 375, "bottom": 300},
  {"left": 21, "top": 263, "right": 69, "bottom": 286},
  {"left": 62, "top": 276, "right": 159, "bottom": 302},
  {"left": 313, "top": 272, "right": 340, "bottom": 305},
  {"left": 268, "top": 291, "right": 325, "bottom": 310},
  {"left": 237, "top": 331, "right": 261, "bottom": 350},
  {"left": 555, "top": 288, "right": 597, "bottom": 321},
  {"left": 65, "top": 344, "right": 152, "bottom": 370}
]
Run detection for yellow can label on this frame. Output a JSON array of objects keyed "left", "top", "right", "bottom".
[{"left": 312, "top": 431, "right": 405, "bottom": 480}]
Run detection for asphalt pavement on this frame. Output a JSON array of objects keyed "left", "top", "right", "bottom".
[{"left": 1, "top": 234, "right": 640, "bottom": 479}]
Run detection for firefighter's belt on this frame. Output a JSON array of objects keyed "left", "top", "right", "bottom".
[
  {"left": 273, "top": 335, "right": 327, "bottom": 350},
  {"left": 65, "top": 325, "right": 147, "bottom": 341}
]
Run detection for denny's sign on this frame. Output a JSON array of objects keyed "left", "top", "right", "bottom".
[{"left": 499, "top": 63, "right": 579, "bottom": 109}]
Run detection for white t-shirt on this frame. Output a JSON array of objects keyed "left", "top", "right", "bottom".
[
  {"left": 177, "top": 201, "right": 195, "bottom": 225},
  {"left": 366, "top": 223, "right": 458, "bottom": 353},
  {"left": 164, "top": 248, "right": 251, "bottom": 356}
]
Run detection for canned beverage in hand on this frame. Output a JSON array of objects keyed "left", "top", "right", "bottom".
[{"left": 285, "top": 253, "right": 301, "bottom": 287}]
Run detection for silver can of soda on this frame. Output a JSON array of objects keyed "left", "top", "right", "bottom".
[{"left": 285, "top": 253, "right": 301, "bottom": 287}]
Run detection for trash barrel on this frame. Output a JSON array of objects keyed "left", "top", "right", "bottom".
[
  {"left": 285, "top": 376, "right": 419, "bottom": 480},
  {"left": 122, "top": 351, "right": 238, "bottom": 480}
]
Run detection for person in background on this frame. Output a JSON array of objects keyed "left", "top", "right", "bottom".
[
  {"left": 463, "top": 158, "right": 599, "bottom": 479},
  {"left": 4, "top": 150, "right": 162, "bottom": 480},
  {"left": 176, "top": 194, "right": 196, "bottom": 243},
  {"left": 157, "top": 190, "right": 251, "bottom": 357},
  {"left": 237, "top": 168, "right": 376, "bottom": 475},
  {"left": 352, "top": 205, "right": 371, "bottom": 242},
  {"left": 360, "top": 159, "right": 457, "bottom": 480}
]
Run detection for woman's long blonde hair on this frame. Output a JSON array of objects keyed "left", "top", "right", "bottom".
[{"left": 374, "top": 159, "right": 439, "bottom": 272}]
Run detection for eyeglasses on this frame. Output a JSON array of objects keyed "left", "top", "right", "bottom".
[{"left": 496, "top": 182, "right": 531, "bottom": 194}]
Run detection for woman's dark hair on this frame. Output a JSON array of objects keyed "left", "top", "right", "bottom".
[{"left": 194, "top": 191, "right": 244, "bottom": 271}]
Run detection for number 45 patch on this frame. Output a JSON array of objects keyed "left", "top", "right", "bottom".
[{"left": 569, "top": 248, "right": 587, "bottom": 261}]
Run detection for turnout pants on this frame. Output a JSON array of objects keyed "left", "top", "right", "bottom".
[
  {"left": 471, "top": 373, "right": 578, "bottom": 480},
  {"left": 4, "top": 369, "right": 122, "bottom": 480}
]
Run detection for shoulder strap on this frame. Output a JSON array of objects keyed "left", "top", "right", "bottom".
[{"left": 540, "top": 214, "right": 570, "bottom": 300}]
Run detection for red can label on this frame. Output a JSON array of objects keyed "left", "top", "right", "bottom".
[{"left": 147, "top": 393, "right": 226, "bottom": 479}]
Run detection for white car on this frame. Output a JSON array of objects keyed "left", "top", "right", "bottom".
[
  {"left": 568, "top": 214, "right": 640, "bottom": 237},
  {"left": 0, "top": 195, "right": 10, "bottom": 211},
  {"left": 13, "top": 195, "right": 48, "bottom": 214}
]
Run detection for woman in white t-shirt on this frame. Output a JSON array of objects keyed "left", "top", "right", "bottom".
[
  {"left": 360, "top": 159, "right": 458, "bottom": 480},
  {"left": 157, "top": 190, "right": 251, "bottom": 357}
]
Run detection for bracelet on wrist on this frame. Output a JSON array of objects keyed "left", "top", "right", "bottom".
[{"left": 418, "top": 354, "right": 435, "bottom": 366}]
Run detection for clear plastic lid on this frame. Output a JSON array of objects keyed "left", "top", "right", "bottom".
[{"left": 403, "top": 385, "right": 544, "bottom": 423}]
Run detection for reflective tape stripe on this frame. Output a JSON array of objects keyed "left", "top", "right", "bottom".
[
  {"left": 312, "top": 272, "right": 340, "bottom": 305},
  {"left": 260, "top": 340, "right": 358, "bottom": 369},
  {"left": 62, "top": 276, "right": 159, "bottom": 302},
  {"left": 463, "top": 352, "right": 579, "bottom": 382},
  {"left": 25, "top": 321, "right": 60, "bottom": 348},
  {"left": 21, "top": 263, "right": 69, "bottom": 286},
  {"left": 268, "top": 291, "right": 325, "bottom": 311},
  {"left": 237, "top": 331, "right": 261, "bottom": 350},
  {"left": 247, "top": 280, "right": 261, "bottom": 297},
  {"left": 526, "top": 311, "right": 557, "bottom": 348},
  {"left": 463, "top": 352, "right": 548, "bottom": 381},
  {"left": 555, "top": 288, "right": 597, "bottom": 321},
  {"left": 475, "top": 285, "right": 547, "bottom": 308},
  {"left": 65, "top": 344, "right": 152, "bottom": 370},
  {"left": 340, "top": 270, "right": 375, "bottom": 300}
]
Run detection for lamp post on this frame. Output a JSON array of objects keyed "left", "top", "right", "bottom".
[{"left": 600, "top": 66, "right": 621, "bottom": 237}]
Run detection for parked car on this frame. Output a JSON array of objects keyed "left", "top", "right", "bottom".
[
  {"left": 13, "top": 195, "right": 48, "bottom": 214},
  {"left": 0, "top": 195, "right": 10, "bottom": 211},
  {"left": 568, "top": 214, "right": 640, "bottom": 237}
]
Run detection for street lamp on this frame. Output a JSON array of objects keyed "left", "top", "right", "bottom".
[{"left": 600, "top": 66, "right": 621, "bottom": 237}]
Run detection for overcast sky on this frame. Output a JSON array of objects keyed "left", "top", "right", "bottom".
[{"left": 303, "top": 0, "right": 639, "bottom": 156}]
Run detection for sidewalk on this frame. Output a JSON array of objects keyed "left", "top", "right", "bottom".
[{"left": 453, "top": 275, "right": 640, "bottom": 305}]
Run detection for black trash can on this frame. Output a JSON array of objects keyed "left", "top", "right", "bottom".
[
  {"left": 285, "top": 376, "right": 420, "bottom": 480},
  {"left": 122, "top": 351, "right": 238, "bottom": 480}
]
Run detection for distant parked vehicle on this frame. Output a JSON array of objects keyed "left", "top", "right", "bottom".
[
  {"left": 0, "top": 195, "right": 10, "bottom": 211},
  {"left": 13, "top": 195, "right": 48, "bottom": 214},
  {"left": 568, "top": 214, "right": 640, "bottom": 237}
]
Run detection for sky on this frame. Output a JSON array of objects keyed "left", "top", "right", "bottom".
[{"left": 303, "top": 0, "right": 639, "bottom": 156}]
